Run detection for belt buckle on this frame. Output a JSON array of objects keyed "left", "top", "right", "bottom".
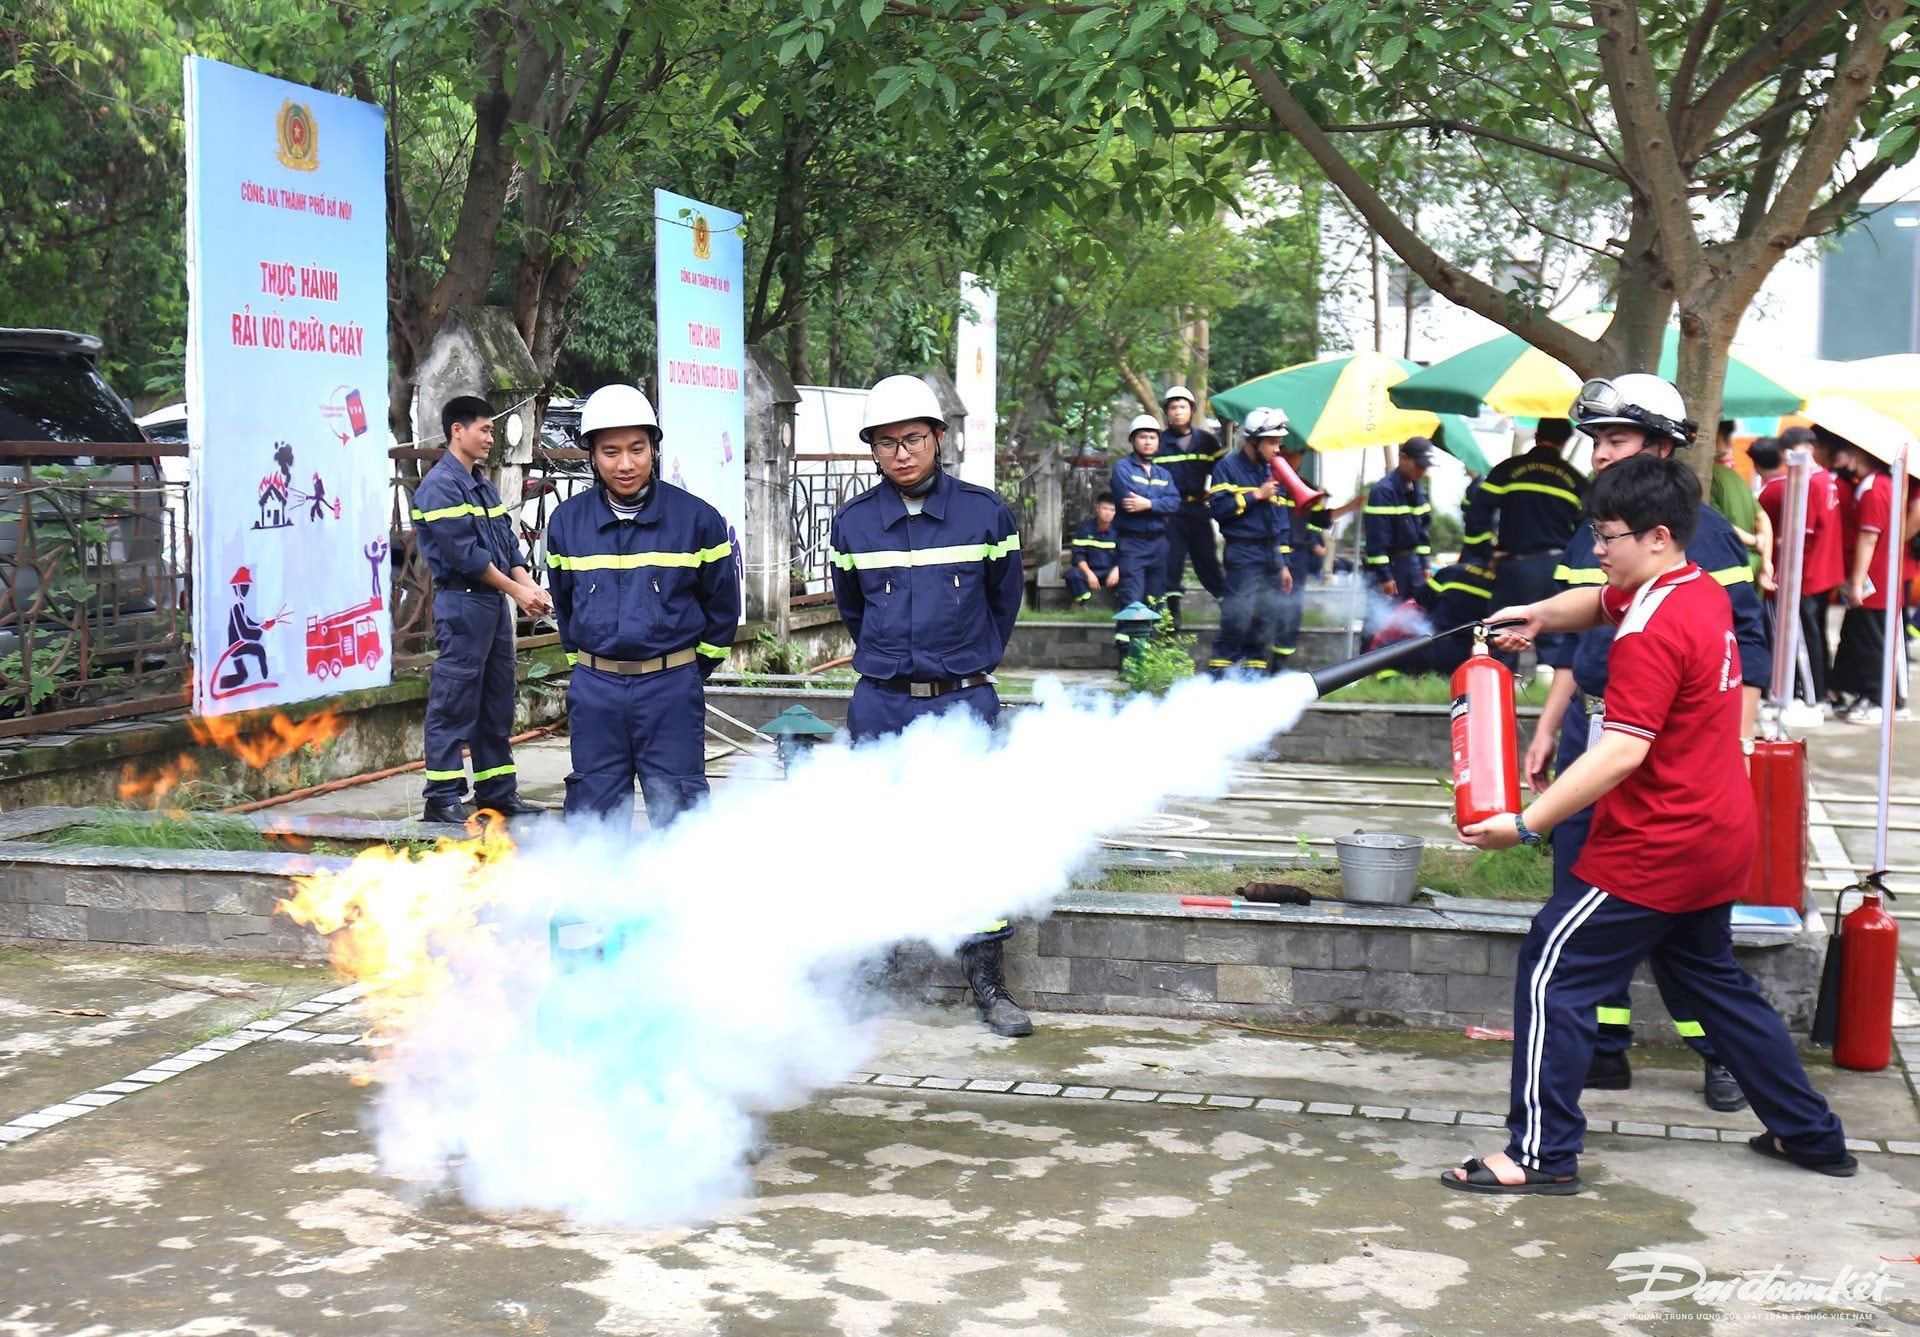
[{"left": 909, "top": 681, "right": 937, "bottom": 699}]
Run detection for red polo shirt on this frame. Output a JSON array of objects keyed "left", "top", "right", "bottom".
[
  {"left": 1573, "top": 563, "right": 1756, "bottom": 912},
  {"left": 1757, "top": 467, "right": 1844, "bottom": 594},
  {"left": 1852, "top": 472, "right": 1895, "bottom": 611}
]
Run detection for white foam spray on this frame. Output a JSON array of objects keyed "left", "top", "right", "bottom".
[{"left": 321, "top": 671, "right": 1319, "bottom": 1225}]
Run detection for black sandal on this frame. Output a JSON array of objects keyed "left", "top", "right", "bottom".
[
  {"left": 1440, "top": 1156, "right": 1581, "bottom": 1195},
  {"left": 1747, "top": 1134, "right": 1858, "bottom": 1178}
]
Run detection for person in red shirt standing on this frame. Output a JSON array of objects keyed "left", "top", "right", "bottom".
[
  {"left": 1440, "top": 455, "right": 1852, "bottom": 1194},
  {"left": 1818, "top": 426, "right": 1903, "bottom": 722},
  {"left": 1755, "top": 427, "right": 1844, "bottom": 708}
]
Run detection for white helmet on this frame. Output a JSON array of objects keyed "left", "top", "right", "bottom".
[
  {"left": 1127, "top": 413, "right": 1162, "bottom": 440},
  {"left": 860, "top": 375, "right": 946, "bottom": 442},
  {"left": 1163, "top": 385, "right": 1196, "bottom": 407},
  {"left": 579, "top": 384, "right": 662, "bottom": 444},
  {"left": 1570, "top": 372, "right": 1695, "bottom": 446},
  {"left": 1246, "top": 406, "right": 1290, "bottom": 439}
]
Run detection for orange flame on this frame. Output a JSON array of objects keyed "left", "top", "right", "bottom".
[
  {"left": 277, "top": 816, "right": 524, "bottom": 1038},
  {"left": 116, "top": 708, "right": 346, "bottom": 809}
]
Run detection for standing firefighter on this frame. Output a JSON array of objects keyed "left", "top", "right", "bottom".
[
  {"left": 1205, "top": 408, "right": 1292, "bottom": 676},
  {"left": 545, "top": 384, "right": 740, "bottom": 829},
  {"left": 1525, "top": 373, "right": 1770, "bottom": 1113},
  {"left": 1157, "top": 385, "right": 1226, "bottom": 625},
  {"left": 1363, "top": 437, "right": 1435, "bottom": 608},
  {"left": 1462, "top": 417, "right": 1587, "bottom": 666},
  {"left": 1109, "top": 414, "right": 1180, "bottom": 613},
  {"left": 828, "top": 374, "right": 1030, "bottom": 1038},
  {"left": 412, "top": 396, "right": 552, "bottom": 824}
]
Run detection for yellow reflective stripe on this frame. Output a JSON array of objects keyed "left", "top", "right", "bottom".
[
  {"left": 1072, "top": 538, "right": 1118, "bottom": 549},
  {"left": 1556, "top": 566, "right": 1607, "bottom": 585},
  {"left": 1596, "top": 1006, "right": 1632, "bottom": 1026},
  {"left": 1210, "top": 482, "right": 1261, "bottom": 493},
  {"left": 1155, "top": 452, "right": 1221, "bottom": 465},
  {"left": 1125, "top": 473, "right": 1172, "bottom": 486},
  {"left": 1428, "top": 579, "right": 1493, "bottom": 598},
  {"left": 695, "top": 641, "right": 729, "bottom": 659},
  {"left": 413, "top": 502, "right": 496, "bottom": 523},
  {"left": 975, "top": 920, "right": 1010, "bottom": 934},
  {"left": 1673, "top": 1020, "right": 1706, "bottom": 1038},
  {"left": 548, "top": 542, "right": 733, "bottom": 571},
  {"left": 1502, "top": 481, "right": 1582, "bottom": 506},
  {"left": 470, "top": 763, "right": 516, "bottom": 783},
  {"left": 828, "top": 535, "right": 1021, "bottom": 570},
  {"left": 1207, "top": 658, "right": 1234, "bottom": 667},
  {"left": 1273, "top": 646, "right": 1296, "bottom": 656},
  {"left": 1364, "top": 554, "right": 1389, "bottom": 565},
  {"left": 1709, "top": 564, "right": 1753, "bottom": 586},
  {"left": 565, "top": 652, "right": 579, "bottom": 666},
  {"left": 1364, "top": 504, "right": 1415, "bottom": 515},
  {"left": 422, "top": 768, "right": 467, "bottom": 781},
  {"left": 1414, "top": 544, "right": 1433, "bottom": 554}
]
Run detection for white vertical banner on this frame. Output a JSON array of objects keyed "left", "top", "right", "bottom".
[
  {"left": 654, "top": 188, "right": 745, "bottom": 599},
  {"left": 956, "top": 272, "right": 998, "bottom": 489},
  {"left": 184, "top": 57, "right": 390, "bottom": 716}
]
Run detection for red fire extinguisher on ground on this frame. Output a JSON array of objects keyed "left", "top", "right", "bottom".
[
  {"left": 1449, "top": 627, "right": 1522, "bottom": 829},
  {"left": 1745, "top": 737, "right": 1809, "bottom": 911},
  {"left": 1834, "top": 878, "right": 1899, "bottom": 1072}
]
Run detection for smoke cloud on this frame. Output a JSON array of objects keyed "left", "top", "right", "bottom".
[{"left": 309, "top": 672, "right": 1318, "bottom": 1225}]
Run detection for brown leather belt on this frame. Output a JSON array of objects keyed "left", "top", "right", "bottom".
[
  {"left": 865, "top": 672, "right": 996, "bottom": 699},
  {"left": 576, "top": 648, "right": 697, "bottom": 676}
]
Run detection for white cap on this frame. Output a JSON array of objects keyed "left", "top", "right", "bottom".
[
  {"left": 1127, "top": 413, "right": 1163, "bottom": 439},
  {"left": 579, "top": 384, "right": 662, "bottom": 444},
  {"left": 1163, "top": 385, "right": 1196, "bottom": 406},
  {"left": 1246, "top": 406, "right": 1290, "bottom": 439},
  {"left": 860, "top": 375, "right": 946, "bottom": 442},
  {"left": 1569, "top": 372, "right": 1694, "bottom": 446}
]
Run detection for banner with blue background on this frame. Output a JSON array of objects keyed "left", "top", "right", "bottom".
[{"left": 184, "top": 56, "right": 390, "bottom": 715}]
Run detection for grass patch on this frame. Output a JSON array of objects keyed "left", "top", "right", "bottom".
[
  {"left": 1417, "top": 845, "right": 1553, "bottom": 900},
  {"left": 1315, "top": 672, "right": 1543, "bottom": 707},
  {"left": 1021, "top": 604, "right": 1220, "bottom": 627},
  {"left": 1079, "top": 862, "right": 1343, "bottom": 897},
  {"left": 1073, "top": 845, "right": 1550, "bottom": 902},
  {"left": 51, "top": 810, "right": 274, "bottom": 853}
]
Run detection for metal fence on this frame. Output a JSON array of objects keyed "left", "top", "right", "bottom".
[
  {"left": 0, "top": 443, "right": 191, "bottom": 736},
  {"left": 789, "top": 453, "right": 873, "bottom": 606}
]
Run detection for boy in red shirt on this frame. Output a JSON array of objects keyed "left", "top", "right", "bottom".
[
  {"left": 1819, "top": 426, "right": 1904, "bottom": 721},
  {"left": 1755, "top": 427, "right": 1844, "bottom": 706},
  {"left": 1442, "top": 455, "right": 1852, "bottom": 1194}
]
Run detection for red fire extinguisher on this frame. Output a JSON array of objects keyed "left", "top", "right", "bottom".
[
  {"left": 1745, "top": 738, "right": 1809, "bottom": 911},
  {"left": 1834, "top": 880, "right": 1899, "bottom": 1072},
  {"left": 1449, "top": 628, "right": 1522, "bottom": 829}
]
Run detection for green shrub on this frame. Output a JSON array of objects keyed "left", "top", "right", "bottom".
[{"left": 1119, "top": 619, "right": 1196, "bottom": 695}]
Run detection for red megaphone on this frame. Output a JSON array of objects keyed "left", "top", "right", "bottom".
[{"left": 1271, "top": 452, "right": 1327, "bottom": 509}]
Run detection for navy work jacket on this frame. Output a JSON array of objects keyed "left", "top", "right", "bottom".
[
  {"left": 1207, "top": 448, "right": 1288, "bottom": 550},
  {"left": 1462, "top": 446, "right": 1587, "bottom": 554},
  {"left": 1070, "top": 519, "right": 1119, "bottom": 577},
  {"left": 1110, "top": 453, "right": 1179, "bottom": 537},
  {"left": 545, "top": 481, "right": 740, "bottom": 666},
  {"left": 1415, "top": 558, "right": 1495, "bottom": 632},
  {"left": 1540, "top": 505, "right": 1770, "bottom": 698},
  {"left": 1156, "top": 426, "right": 1224, "bottom": 500},
  {"left": 411, "top": 451, "right": 527, "bottom": 588},
  {"left": 1362, "top": 470, "right": 1432, "bottom": 565},
  {"left": 829, "top": 469, "right": 1023, "bottom": 681}
]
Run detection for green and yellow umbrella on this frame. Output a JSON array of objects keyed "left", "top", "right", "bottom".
[
  {"left": 1211, "top": 351, "right": 1491, "bottom": 472},
  {"left": 1386, "top": 312, "right": 1804, "bottom": 419}
]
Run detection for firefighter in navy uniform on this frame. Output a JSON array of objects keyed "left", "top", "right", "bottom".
[
  {"left": 1522, "top": 373, "right": 1770, "bottom": 1114},
  {"left": 1157, "top": 385, "right": 1226, "bottom": 625},
  {"left": 828, "top": 374, "right": 1030, "bottom": 1038},
  {"left": 412, "top": 395, "right": 552, "bottom": 824},
  {"left": 1363, "top": 438, "right": 1435, "bottom": 623},
  {"left": 1399, "top": 553, "right": 1496, "bottom": 676},
  {"left": 1205, "top": 408, "right": 1291, "bottom": 676},
  {"left": 1066, "top": 493, "right": 1122, "bottom": 604},
  {"left": 1109, "top": 414, "right": 1180, "bottom": 610},
  {"left": 545, "top": 384, "right": 740, "bottom": 830},
  {"left": 1462, "top": 416, "right": 1587, "bottom": 667}
]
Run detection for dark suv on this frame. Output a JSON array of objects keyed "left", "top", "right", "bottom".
[{"left": 0, "top": 329, "right": 179, "bottom": 719}]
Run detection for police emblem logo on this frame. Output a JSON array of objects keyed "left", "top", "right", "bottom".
[
  {"left": 692, "top": 213, "right": 712, "bottom": 260},
  {"left": 276, "top": 99, "right": 319, "bottom": 171}
]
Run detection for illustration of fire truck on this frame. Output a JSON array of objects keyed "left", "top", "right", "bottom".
[{"left": 306, "top": 594, "right": 384, "bottom": 679}]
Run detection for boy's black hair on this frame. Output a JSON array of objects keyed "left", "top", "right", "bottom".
[
  {"left": 1717, "top": 418, "right": 1737, "bottom": 439},
  {"left": 1778, "top": 425, "right": 1817, "bottom": 449},
  {"left": 442, "top": 395, "right": 495, "bottom": 444},
  {"left": 1746, "top": 436, "right": 1782, "bottom": 472},
  {"left": 1587, "top": 453, "right": 1698, "bottom": 549},
  {"left": 1095, "top": 491, "right": 1115, "bottom": 505},
  {"left": 1535, "top": 416, "right": 1573, "bottom": 446}
]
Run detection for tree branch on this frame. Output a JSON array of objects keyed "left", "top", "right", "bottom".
[
  {"left": 1668, "top": 0, "right": 1726, "bottom": 133},
  {"left": 1732, "top": 69, "right": 1804, "bottom": 239},
  {"left": 1680, "top": 0, "right": 1849, "bottom": 161},
  {"left": 1802, "top": 158, "right": 1896, "bottom": 238},
  {"left": 1591, "top": 0, "right": 1704, "bottom": 280},
  {"left": 1227, "top": 41, "right": 1608, "bottom": 376}
]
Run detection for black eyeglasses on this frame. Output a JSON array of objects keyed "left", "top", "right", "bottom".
[{"left": 1592, "top": 526, "right": 1649, "bottom": 548}]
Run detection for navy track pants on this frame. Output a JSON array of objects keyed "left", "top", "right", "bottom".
[
  {"left": 1114, "top": 532, "right": 1169, "bottom": 609},
  {"left": 563, "top": 661, "right": 708, "bottom": 831},
  {"left": 423, "top": 590, "right": 518, "bottom": 804},
  {"left": 1164, "top": 503, "right": 1226, "bottom": 598}
]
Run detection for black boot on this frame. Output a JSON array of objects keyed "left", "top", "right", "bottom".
[
  {"left": 1584, "top": 1050, "right": 1631, "bottom": 1090},
  {"left": 422, "top": 798, "right": 471, "bottom": 825},
  {"left": 1166, "top": 593, "right": 1183, "bottom": 630},
  {"left": 1703, "top": 1059, "right": 1748, "bottom": 1112},
  {"left": 960, "top": 940, "right": 1033, "bottom": 1037},
  {"left": 479, "top": 794, "right": 547, "bottom": 819}
]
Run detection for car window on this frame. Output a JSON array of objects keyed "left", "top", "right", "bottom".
[{"left": 0, "top": 351, "right": 143, "bottom": 443}]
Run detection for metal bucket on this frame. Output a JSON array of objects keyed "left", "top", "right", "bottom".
[{"left": 1334, "top": 833, "right": 1425, "bottom": 904}]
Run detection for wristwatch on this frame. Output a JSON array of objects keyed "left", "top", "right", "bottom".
[{"left": 1513, "top": 814, "right": 1544, "bottom": 847}]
